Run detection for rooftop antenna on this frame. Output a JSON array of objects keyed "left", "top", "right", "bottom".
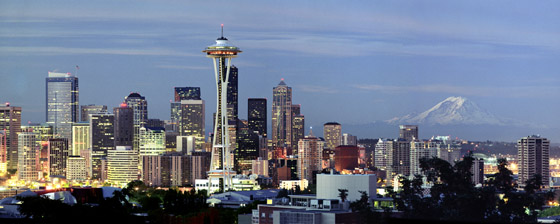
[{"left": 221, "top": 24, "right": 224, "bottom": 38}]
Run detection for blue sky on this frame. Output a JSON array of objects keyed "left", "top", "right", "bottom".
[{"left": 1, "top": 1, "right": 559, "bottom": 141}]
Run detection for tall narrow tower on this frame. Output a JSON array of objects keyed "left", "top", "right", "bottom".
[{"left": 203, "top": 25, "right": 242, "bottom": 192}]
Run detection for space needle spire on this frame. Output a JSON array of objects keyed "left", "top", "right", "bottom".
[{"left": 203, "top": 25, "right": 242, "bottom": 193}]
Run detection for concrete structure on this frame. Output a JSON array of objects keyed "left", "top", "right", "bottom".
[
  {"left": 517, "top": 135, "right": 550, "bottom": 187},
  {"left": 207, "top": 189, "right": 280, "bottom": 208},
  {"left": 139, "top": 127, "right": 166, "bottom": 156},
  {"left": 252, "top": 157, "right": 269, "bottom": 176},
  {"left": 399, "top": 125, "right": 418, "bottom": 141},
  {"left": 80, "top": 105, "right": 107, "bottom": 122},
  {"left": 410, "top": 140, "right": 438, "bottom": 176},
  {"left": 20, "top": 123, "right": 52, "bottom": 178},
  {"left": 374, "top": 138, "right": 393, "bottom": 171},
  {"left": 107, "top": 146, "right": 138, "bottom": 185},
  {"left": 298, "top": 131, "right": 324, "bottom": 181},
  {"left": 67, "top": 156, "right": 87, "bottom": 181},
  {"left": 195, "top": 175, "right": 260, "bottom": 193},
  {"left": 334, "top": 145, "right": 360, "bottom": 172},
  {"left": 272, "top": 80, "right": 292, "bottom": 149},
  {"left": 203, "top": 25, "right": 242, "bottom": 192},
  {"left": 316, "top": 173, "right": 377, "bottom": 202},
  {"left": 71, "top": 122, "right": 89, "bottom": 156},
  {"left": 0, "top": 104, "right": 22, "bottom": 170},
  {"left": 17, "top": 132, "right": 38, "bottom": 182},
  {"left": 279, "top": 179, "right": 308, "bottom": 191},
  {"left": 323, "top": 122, "right": 342, "bottom": 150},
  {"left": 342, "top": 133, "right": 358, "bottom": 146},
  {"left": 176, "top": 136, "right": 196, "bottom": 154},
  {"left": 46, "top": 72, "right": 78, "bottom": 142}
]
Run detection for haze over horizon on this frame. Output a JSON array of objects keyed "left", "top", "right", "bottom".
[{"left": 1, "top": 1, "right": 559, "bottom": 142}]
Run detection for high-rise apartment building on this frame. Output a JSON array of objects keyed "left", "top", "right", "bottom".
[
  {"left": 297, "top": 131, "right": 324, "bottom": 181},
  {"left": 472, "top": 158, "right": 484, "bottom": 185},
  {"left": 21, "top": 123, "right": 52, "bottom": 177},
  {"left": 0, "top": 104, "right": 22, "bottom": 170},
  {"left": 124, "top": 93, "right": 148, "bottom": 151},
  {"left": 342, "top": 133, "right": 358, "bottom": 146},
  {"left": 179, "top": 100, "right": 205, "bottom": 148},
  {"left": 410, "top": 139, "right": 438, "bottom": 176},
  {"left": 48, "top": 138, "right": 69, "bottom": 177},
  {"left": 90, "top": 113, "right": 115, "bottom": 180},
  {"left": 46, "top": 72, "right": 78, "bottom": 141},
  {"left": 80, "top": 105, "right": 107, "bottom": 122},
  {"left": 323, "top": 122, "right": 342, "bottom": 150},
  {"left": 272, "top": 80, "right": 292, "bottom": 148},
  {"left": 0, "top": 131, "right": 6, "bottom": 173},
  {"left": 113, "top": 104, "right": 134, "bottom": 147},
  {"left": 72, "top": 122, "right": 89, "bottom": 156},
  {"left": 248, "top": 98, "right": 267, "bottom": 137},
  {"left": 399, "top": 125, "right": 418, "bottom": 141},
  {"left": 18, "top": 132, "right": 38, "bottom": 181},
  {"left": 392, "top": 138, "right": 411, "bottom": 177},
  {"left": 517, "top": 135, "right": 550, "bottom": 187},
  {"left": 374, "top": 138, "right": 393, "bottom": 171},
  {"left": 107, "top": 146, "right": 138, "bottom": 185}
]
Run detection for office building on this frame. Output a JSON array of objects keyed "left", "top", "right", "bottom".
[
  {"left": 334, "top": 145, "right": 360, "bottom": 172},
  {"left": 248, "top": 98, "right": 267, "bottom": 137},
  {"left": 48, "top": 138, "right": 69, "bottom": 177},
  {"left": 297, "top": 130, "right": 324, "bottom": 181},
  {"left": 399, "top": 125, "right": 418, "bottom": 141},
  {"left": 272, "top": 80, "right": 292, "bottom": 148},
  {"left": 107, "top": 146, "right": 138, "bottom": 185},
  {"left": 67, "top": 156, "right": 87, "bottom": 181},
  {"left": 235, "top": 120, "right": 259, "bottom": 172},
  {"left": 170, "top": 102, "right": 181, "bottom": 132},
  {"left": 17, "top": 132, "right": 38, "bottom": 182},
  {"left": 252, "top": 157, "right": 269, "bottom": 177},
  {"left": 72, "top": 122, "right": 89, "bottom": 156},
  {"left": 179, "top": 99, "right": 205, "bottom": 148},
  {"left": 392, "top": 139, "right": 411, "bottom": 177},
  {"left": 139, "top": 127, "right": 166, "bottom": 157},
  {"left": 0, "top": 131, "right": 6, "bottom": 173},
  {"left": 174, "top": 87, "right": 201, "bottom": 101},
  {"left": 292, "top": 105, "right": 305, "bottom": 152},
  {"left": 21, "top": 123, "right": 53, "bottom": 178},
  {"left": 124, "top": 92, "right": 148, "bottom": 151},
  {"left": 0, "top": 104, "right": 22, "bottom": 170},
  {"left": 342, "top": 133, "right": 358, "bottom": 146},
  {"left": 46, "top": 72, "right": 78, "bottom": 141},
  {"left": 517, "top": 135, "right": 550, "bottom": 187},
  {"left": 113, "top": 104, "right": 134, "bottom": 147},
  {"left": 89, "top": 113, "right": 115, "bottom": 180},
  {"left": 80, "top": 105, "right": 107, "bottom": 122},
  {"left": 323, "top": 122, "right": 342, "bottom": 150}
]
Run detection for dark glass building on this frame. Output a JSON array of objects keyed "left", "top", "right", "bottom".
[
  {"left": 113, "top": 104, "right": 133, "bottom": 147},
  {"left": 48, "top": 138, "right": 69, "bottom": 177},
  {"left": 46, "top": 72, "right": 78, "bottom": 141},
  {"left": 235, "top": 120, "right": 259, "bottom": 172},
  {"left": 248, "top": 98, "right": 267, "bottom": 137},
  {"left": 174, "top": 87, "right": 201, "bottom": 101},
  {"left": 124, "top": 93, "right": 147, "bottom": 151},
  {"left": 90, "top": 113, "right": 115, "bottom": 180},
  {"left": 81, "top": 105, "right": 107, "bottom": 122}
]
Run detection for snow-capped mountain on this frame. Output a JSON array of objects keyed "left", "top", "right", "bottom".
[{"left": 387, "top": 96, "right": 504, "bottom": 125}]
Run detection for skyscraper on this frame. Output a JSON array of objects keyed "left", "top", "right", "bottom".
[
  {"left": 90, "top": 113, "right": 115, "bottom": 180},
  {"left": 392, "top": 139, "right": 411, "bottom": 177},
  {"left": 291, "top": 104, "right": 305, "bottom": 151},
  {"left": 323, "top": 122, "right": 342, "bottom": 150},
  {"left": 179, "top": 99, "right": 205, "bottom": 148},
  {"left": 0, "top": 131, "right": 6, "bottom": 173},
  {"left": 80, "top": 105, "right": 107, "bottom": 122},
  {"left": 139, "top": 127, "right": 166, "bottom": 157},
  {"left": 21, "top": 123, "right": 52, "bottom": 178},
  {"left": 227, "top": 66, "right": 239, "bottom": 124},
  {"left": 203, "top": 26, "right": 242, "bottom": 191},
  {"left": 124, "top": 93, "right": 148, "bottom": 151},
  {"left": 0, "top": 104, "right": 22, "bottom": 170},
  {"left": 72, "top": 122, "right": 89, "bottom": 156},
  {"left": 46, "top": 72, "right": 78, "bottom": 141},
  {"left": 342, "top": 133, "right": 358, "bottom": 146},
  {"left": 235, "top": 119, "right": 259, "bottom": 172},
  {"left": 517, "top": 135, "right": 550, "bottom": 187},
  {"left": 297, "top": 130, "right": 324, "bottom": 181},
  {"left": 248, "top": 98, "right": 267, "bottom": 137},
  {"left": 18, "top": 132, "right": 38, "bottom": 182},
  {"left": 107, "top": 146, "right": 138, "bottom": 185},
  {"left": 399, "top": 125, "right": 418, "bottom": 141},
  {"left": 48, "top": 138, "right": 69, "bottom": 177},
  {"left": 174, "top": 87, "right": 201, "bottom": 101},
  {"left": 113, "top": 103, "right": 134, "bottom": 147},
  {"left": 272, "top": 79, "right": 292, "bottom": 148}
]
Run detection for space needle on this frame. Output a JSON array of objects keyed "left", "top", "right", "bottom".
[{"left": 203, "top": 25, "right": 242, "bottom": 192}]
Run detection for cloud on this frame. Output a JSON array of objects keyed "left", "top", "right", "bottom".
[
  {"left": 297, "top": 85, "right": 339, "bottom": 94},
  {"left": 0, "top": 46, "right": 198, "bottom": 57},
  {"left": 354, "top": 84, "right": 560, "bottom": 98}
]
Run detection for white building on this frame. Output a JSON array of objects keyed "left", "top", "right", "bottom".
[
  {"left": 316, "top": 173, "right": 377, "bottom": 202},
  {"left": 251, "top": 157, "right": 268, "bottom": 177},
  {"left": 72, "top": 122, "right": 89, "bottom": 156},
  {"left": 17, "top": 132, "right": 38, "bottom": 182},
  {"left": 107, "top": 146, "right": 138, "bottom": 185},
  {"left": 139, "top": 127, "right": 166, "bottom": 156},
  {"left": 67, "top": 156, "right": 87, "bottom": 181},
  {"left": 195, "top": 175, "right": 260, "bottom": 193},
  {"left": 410, "top": 140, "right": 438, "bottom": 176},
  {"left": 298, "top": 131, "right": 324, "bottom": 181},
  {"left": 279, "top": 179, "right": 308, "bottom": 191}
]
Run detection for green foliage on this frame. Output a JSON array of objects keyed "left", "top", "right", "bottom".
[
  {"left": 338, "top": 189, "right": 348, "bottom": 202},
  {"left": 393, "top": 155, "right": 554, "bottom": 223},
  {"left": 540, "top": 206, "right": 560, "bottom": 217}
]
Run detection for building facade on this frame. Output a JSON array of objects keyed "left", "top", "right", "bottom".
[
  {"left": 46, "top": 72, "right": 78, "bottom": 141},
  {"left": 89, "top": 113, "right": 115, "bottom": 180},
  {"left": 124, "top": 92, "right": 148, "bottom": 151},
  {"left": 323, "top": 122, "right": 342, "bottom": 150},
  {"left": 248, "top": 98, "right": 267, "bottom": 137},
  {"left": 107, "top": 146, "right": 138, "bottom": 185},
  {"left": 48, "top": 138, "right": 69, "bottom": 177},
  {"left": 0, "top": 104, "right": 22, "bottom": 170},
  {"left": 113, "top": 104, "right": 134, "bottom": 147},
  {"left": 179, "top": 99, "right": 205, "bottom": 148},
  {"left": 272, "top": 80, "right": 292, "bottom": 149},
  {"left": 399, "top": 125, "right": 418, "bottom": 141},
  {"left": 17, "top": 132, "right": 38, "bottom": 182},
  {"left": 517, "top": 135, "right": 550, "bottom": 187},
  {"left": 80, "top": 105, "right": 107, "bottom": 122},
  {"left": 297, "top": 132, "right": 324, "bottom": 181}
]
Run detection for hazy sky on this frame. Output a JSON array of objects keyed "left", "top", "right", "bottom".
[{"left": 1, "top": 1, "right": 559, "bottom": 141}]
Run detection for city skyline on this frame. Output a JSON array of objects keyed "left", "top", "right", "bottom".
[{"left": 1, "top": 1, "right": 559, "bottom": 142}]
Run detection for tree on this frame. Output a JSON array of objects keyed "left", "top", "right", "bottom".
[{"left": 338, "top": 189, "right": 348, "bottom": 202}]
